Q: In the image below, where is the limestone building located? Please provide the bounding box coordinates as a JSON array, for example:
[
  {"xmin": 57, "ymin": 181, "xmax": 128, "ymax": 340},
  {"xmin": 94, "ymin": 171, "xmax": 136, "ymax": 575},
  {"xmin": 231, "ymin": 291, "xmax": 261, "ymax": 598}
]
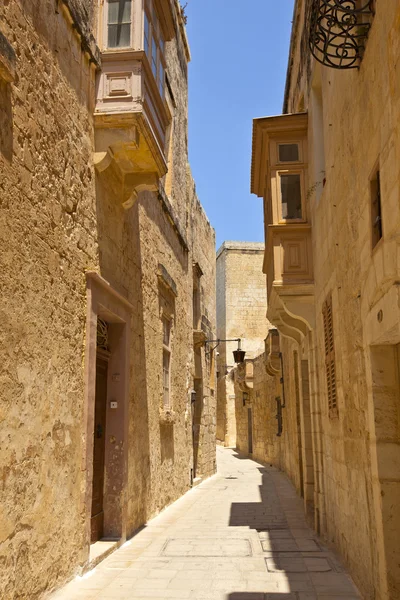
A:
[
  {"xmin": 250, "ymin": 2, "xmax": 400, "ymax": 599},
  {"xmin": 216, "ymin": 242, "xmax": 269, "ymax": 448},
  {"xmin": 0, "ymin": 1, "xmax": 216, "ymax": 598}
]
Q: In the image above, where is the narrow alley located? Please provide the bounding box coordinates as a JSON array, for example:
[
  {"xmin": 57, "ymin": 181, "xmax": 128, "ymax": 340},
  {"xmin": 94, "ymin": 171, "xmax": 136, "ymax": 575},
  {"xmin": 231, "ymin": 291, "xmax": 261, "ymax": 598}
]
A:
[{"xmin": 52, "ymin": 448, "xmax": 361, "ymax": 600}]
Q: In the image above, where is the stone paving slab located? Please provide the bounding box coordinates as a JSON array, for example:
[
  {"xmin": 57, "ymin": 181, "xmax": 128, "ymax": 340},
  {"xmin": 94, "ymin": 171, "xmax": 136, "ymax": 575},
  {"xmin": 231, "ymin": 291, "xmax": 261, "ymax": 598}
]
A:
[{"xmin": 50, "ymin": 448, "xmax": 361, "ymax": 600}]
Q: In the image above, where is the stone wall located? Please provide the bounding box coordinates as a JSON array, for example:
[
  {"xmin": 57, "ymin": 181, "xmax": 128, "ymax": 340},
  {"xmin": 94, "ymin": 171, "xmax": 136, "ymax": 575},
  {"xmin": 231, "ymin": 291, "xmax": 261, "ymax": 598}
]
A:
[
  {"xmin": 232, "ymin": 339, "xmax": 304, "ymax": 501},
  {"xmin": 0, "ymin": 1, "xmax": 98, "ymax": 598},
  {"xmin": 269, "ymin": 2, "xmax": 400, "ymax": 599},
  {"xmin": 189, "ymin": 171, "xmax": 217, "ymax": 479},
  {"xmin": 216, "ymin": 242, "xmax": 270, "ymax": 447},
  {"xmin": 0, "ymin": 2, "xmax": 217, "ymax": 598}
]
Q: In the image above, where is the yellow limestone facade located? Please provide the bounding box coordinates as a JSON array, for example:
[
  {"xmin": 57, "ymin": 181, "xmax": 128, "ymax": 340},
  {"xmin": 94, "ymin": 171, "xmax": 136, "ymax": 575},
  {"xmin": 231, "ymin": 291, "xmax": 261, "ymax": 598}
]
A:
[
  {"xmin": 251, "ymin": 2, "xmax": 400, "ymax": 600},
  {"xmin": 216, "ymin": 242, "xmax": 270, "ymax": 447},
  {"xmin": 0, "ymin": 1, "xmax": 216, "ymax": 598},
  {"xmin": 216, "ymin": 246, "xmax": 308, "ymax": 502}
]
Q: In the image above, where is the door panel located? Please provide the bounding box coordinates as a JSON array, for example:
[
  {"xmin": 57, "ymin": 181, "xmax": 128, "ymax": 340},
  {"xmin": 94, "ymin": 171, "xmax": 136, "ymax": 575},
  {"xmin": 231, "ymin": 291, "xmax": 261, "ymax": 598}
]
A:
[{"xmin": 91, "ymin": 357, "xmax": 108, "ymax": 543}]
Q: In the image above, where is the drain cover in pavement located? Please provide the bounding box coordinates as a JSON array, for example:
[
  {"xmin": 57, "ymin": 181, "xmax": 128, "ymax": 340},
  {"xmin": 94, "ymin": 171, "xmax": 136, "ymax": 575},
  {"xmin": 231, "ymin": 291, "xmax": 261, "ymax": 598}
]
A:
[{"xmin": 161, "ymin": 537, "xmax": 252, "ymax": 557}]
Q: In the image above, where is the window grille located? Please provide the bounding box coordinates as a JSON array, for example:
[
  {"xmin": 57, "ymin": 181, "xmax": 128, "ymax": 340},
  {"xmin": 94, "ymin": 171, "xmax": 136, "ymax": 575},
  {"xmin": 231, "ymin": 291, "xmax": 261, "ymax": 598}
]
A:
[
  {"xmin": 97, "ymin": 318, "xmax": 110, "ymax": 352},
  {"xmin": 308, "ymin": 0, "xmax": 375, "ymax": 70},
  {"xmin": 322, "ymin": 295, "xmax": 337, "ymax": 414}
]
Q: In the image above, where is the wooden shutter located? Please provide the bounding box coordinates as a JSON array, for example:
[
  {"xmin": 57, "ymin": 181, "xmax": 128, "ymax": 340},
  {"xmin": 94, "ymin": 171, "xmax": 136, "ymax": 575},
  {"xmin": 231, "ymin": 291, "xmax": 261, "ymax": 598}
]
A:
[{"xmin": 322, "ymin": 295, "xmax": 337, "ymax": 414}]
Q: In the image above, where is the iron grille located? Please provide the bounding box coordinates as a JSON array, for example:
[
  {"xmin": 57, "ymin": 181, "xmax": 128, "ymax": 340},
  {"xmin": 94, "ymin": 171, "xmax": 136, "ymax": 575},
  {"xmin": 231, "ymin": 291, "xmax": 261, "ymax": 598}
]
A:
[{"xmin": 309, "ymin": 0, "xmax": 374, "ymax": 69}]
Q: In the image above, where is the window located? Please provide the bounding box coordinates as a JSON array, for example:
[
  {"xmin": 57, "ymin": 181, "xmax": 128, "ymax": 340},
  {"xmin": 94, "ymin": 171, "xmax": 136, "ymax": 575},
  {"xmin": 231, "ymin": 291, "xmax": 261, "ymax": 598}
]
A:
[
  {"xmin": 144, "ymin": 0, "xmax": 166, "ymax": 97},
  {"xmin": 278, "ymin": 143, "xmax": 299, "ymax": 163},
  {"xmin": 162, "ymin": 316, "xmax": 171, "ymax": 408},
  {"xmin": 280, "ymin": 173, "xmax": 303, "ymax": 220},
  {"xmin": 107, "ymin": 0, "xmax": 132, "ymax": 48},
  {"xmin": 371, "ymin": 169, "xmax": 383, "ymax": 249},
  {"xmin": 322, "ymin": 295, "xmax": 337, "ymax": 416},
  {"xmin": 144, "ymin": 12, "xmax": 150, "ymax": 55}
]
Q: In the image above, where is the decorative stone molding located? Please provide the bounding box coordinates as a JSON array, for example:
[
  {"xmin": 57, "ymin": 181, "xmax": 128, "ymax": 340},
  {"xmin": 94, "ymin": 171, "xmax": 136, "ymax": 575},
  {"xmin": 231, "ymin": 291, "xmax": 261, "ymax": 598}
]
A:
[
  {"xmin": 193, "ymin": 330, "xmax": 207, "ymax": 349},
  {"xmin": 157, "ymin": 264, "xmax": 178, "ymax": 297},
  {"xmin": 0, "ymin": 31, "xmax": 15, "ymax": 83},
  {"xmin": 159, "ymin": 407, "xmax": 176, "ymax": 424},
  {"xmin": 58, "ymin": 0, "xmax": 101, "ymax": 66},
  {"xmin": 265, "ymin": 329, "xmax": 281, "ymax": 376},
  {"xmin": 235, "ymin": 360, "xmax": 254, "ymax": 392}
]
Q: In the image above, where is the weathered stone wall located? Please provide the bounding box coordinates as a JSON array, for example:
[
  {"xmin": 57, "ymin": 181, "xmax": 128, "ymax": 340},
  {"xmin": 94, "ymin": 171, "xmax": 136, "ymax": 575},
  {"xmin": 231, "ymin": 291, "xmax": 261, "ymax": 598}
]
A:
[
  {"xmin": 189, "ymin": 170, "xmax": 217, "ymax": 479},
  {"xmin": 0, "ymin": 1, "xmax": 98, "ymax": 598},
  {"xmin": 232, "ymin": 339, "xmax": 303, "ymax": 500},
  {"xmin": 0, "ymin": 2, "xmax": 217, "ymax": 599},
  {"xmin": 216, "ymin": 242, "xmax": 270, "ymax": 447},
  {"xmin": 279, "ymin": 2, "xmax": 400, "ymax": 599},
  {"xmin": 93, "ymin": 2, "xmax": 216, "ymax": 537}
]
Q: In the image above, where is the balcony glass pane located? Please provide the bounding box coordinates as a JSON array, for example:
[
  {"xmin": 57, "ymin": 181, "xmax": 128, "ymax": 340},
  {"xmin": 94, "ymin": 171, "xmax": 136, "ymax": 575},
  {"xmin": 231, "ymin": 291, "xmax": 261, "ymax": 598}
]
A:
[
  {"xmin": 108, "ymin": 23, "xmax": 131, "ymax": 47},
  {"xmin": 144, "ymin": 12, "xmax": 150, "ymax": 55},
  {"xmin": 280, "ymin": 174, "xmax": 302, "ymax": 220},
  {"xmin": 159, "ymin": 62, "xmax": 165, "ymax": 97},
  {"xmin": 152, "ymin": 38, "xmax": 157, "ymax": 78},
  {"xmin": 279, "ymin": 143, "xmax": 299, "ymax": 162},
  {"xmin": 108, "ymin": 0, "xmax": 131, "ymax": 25}
]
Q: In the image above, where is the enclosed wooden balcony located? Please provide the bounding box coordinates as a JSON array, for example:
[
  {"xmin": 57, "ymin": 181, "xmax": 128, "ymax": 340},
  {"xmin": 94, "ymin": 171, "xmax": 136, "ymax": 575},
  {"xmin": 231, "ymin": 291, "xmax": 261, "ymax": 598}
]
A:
[
  {"xmin": 94, "ymin": 0, "xmax": 179, "ymax": 208},
  {"xmin": 251, "ymin": 113, "xmax": 315, "ymax": 342}
]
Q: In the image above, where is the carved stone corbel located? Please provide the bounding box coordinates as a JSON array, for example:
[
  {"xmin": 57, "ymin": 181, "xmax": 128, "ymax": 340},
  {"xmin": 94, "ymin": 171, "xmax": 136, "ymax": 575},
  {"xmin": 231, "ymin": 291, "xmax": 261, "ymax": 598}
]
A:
[
  {"xmin": 265, "ymin": 329, "xmax": 281, "ymax": 376},
  {"xmin": 122, "ymin": 172, "xmax": 159, "ymax": 210}
]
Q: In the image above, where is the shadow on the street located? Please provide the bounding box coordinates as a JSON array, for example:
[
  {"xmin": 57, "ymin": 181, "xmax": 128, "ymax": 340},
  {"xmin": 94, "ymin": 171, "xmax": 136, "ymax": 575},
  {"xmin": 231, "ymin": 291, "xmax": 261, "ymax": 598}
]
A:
[
  {"xmin": 224, "ymin": 450, "xmax": 361, "ymax": 600},
  {"xmin": 229, "ymin": 466, "xmax": 288, "ymax": 530}
]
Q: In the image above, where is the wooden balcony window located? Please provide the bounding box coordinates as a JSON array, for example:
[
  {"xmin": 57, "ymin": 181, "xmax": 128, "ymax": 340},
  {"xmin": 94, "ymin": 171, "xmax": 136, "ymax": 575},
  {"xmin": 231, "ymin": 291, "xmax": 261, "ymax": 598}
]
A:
[{"xmin": 107, "ymin": 0, "xmax": 132, "ymax": 49}]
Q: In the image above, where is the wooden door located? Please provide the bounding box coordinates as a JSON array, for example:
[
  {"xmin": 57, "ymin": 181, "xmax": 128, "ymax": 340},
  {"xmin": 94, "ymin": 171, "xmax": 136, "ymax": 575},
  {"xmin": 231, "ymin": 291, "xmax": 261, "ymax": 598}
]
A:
[{"xmin": 91, "ymin": 357, "xmax": 108, "ymax": 543}]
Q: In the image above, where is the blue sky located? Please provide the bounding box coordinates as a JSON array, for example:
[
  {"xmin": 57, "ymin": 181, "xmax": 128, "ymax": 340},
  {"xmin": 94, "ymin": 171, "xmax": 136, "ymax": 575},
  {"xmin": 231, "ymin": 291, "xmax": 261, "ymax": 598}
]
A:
[{"xmin": 185, "ymin": 1, "xmax": 295, "ymax": 249}]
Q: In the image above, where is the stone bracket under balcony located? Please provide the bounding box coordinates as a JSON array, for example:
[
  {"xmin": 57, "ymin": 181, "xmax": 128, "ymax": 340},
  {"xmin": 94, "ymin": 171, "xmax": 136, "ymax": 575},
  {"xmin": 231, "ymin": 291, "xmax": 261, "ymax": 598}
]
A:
[
  {"xmin": 94, "ymin": 51, "xmax": 171, "ymax": 209},
  {"xmin": 266, "ymin": 223, "xmax": 315, "ymax": 343},
  {"xmin": 235, "ymin": 360, "xmax": 254, "ymax": 392},
  {"xmin": 94, "ymin": 112, "xmax": 166, "ymax": 210},
  {"xmin": 268, "ymin": 283, "xmax": 315, "ymax": 345},
  {"xmin": 265, "ymin": 329, "xmax": 281, "ymax": 376}
]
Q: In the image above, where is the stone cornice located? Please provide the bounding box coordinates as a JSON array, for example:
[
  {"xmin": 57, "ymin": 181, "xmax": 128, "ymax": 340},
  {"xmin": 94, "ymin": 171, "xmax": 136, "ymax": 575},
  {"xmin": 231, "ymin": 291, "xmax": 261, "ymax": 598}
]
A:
[
  {"xmin": 0, "ymin": 30, "xmax": 16, "ymax": 82},
  {"xmin": 59, "ymin": 0, "xmax": 101, "ymax": 67}
]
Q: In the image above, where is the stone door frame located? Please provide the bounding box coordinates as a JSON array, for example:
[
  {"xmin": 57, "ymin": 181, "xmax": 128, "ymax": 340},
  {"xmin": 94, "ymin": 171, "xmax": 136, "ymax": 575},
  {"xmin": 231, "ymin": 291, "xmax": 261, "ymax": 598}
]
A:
[{"xmin": 83, "ymin": 271, "xmax": 132, "ymax": 558}]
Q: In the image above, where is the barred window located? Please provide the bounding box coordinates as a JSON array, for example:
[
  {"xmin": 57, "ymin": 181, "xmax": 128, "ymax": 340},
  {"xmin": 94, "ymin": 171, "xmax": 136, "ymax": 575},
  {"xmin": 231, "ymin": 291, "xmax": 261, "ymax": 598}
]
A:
[{"xmin": 322, "ymin": 295, "xmax": 337, "ymax": 416}]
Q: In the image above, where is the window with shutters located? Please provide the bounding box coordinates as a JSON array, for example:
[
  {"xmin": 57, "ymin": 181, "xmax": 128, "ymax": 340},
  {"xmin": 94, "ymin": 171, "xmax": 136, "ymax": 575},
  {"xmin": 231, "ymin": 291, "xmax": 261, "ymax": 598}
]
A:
[{"xmin": 322, "ymin": 295, "xmax": 338, "ymax": 417}]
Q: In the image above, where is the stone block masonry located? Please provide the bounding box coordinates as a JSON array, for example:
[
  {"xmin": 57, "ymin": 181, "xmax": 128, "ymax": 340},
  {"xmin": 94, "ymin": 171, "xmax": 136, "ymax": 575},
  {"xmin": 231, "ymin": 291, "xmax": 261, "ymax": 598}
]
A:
[
  {"xmin": 216, "ymin": 242, "xmax": 271, "ymax": 448},
  {"xmin": 0, "ymin": 1, "xmax": 217, "ymax": 598}
]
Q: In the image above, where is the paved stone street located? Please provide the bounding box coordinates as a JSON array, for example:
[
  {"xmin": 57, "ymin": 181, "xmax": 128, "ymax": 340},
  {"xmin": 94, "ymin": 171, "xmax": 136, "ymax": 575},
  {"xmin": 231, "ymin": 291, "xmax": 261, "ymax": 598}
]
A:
[{"xmin": 52, "ymin": 448, "xmax": 361, "ymax": 600}]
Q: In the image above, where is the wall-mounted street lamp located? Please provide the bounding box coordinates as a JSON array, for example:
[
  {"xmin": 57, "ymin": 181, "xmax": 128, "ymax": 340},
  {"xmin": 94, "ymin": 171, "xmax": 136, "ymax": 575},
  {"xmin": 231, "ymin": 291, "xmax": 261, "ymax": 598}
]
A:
[{"xmin": 205, "ymin": 338, "xmax": 246, "ymax": 364}]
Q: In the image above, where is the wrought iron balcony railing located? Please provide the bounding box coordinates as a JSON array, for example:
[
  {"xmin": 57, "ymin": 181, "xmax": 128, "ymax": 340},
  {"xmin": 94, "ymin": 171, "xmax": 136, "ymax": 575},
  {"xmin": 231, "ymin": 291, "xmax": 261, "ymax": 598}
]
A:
[{"xmin": 309, "ymin": 0, "xmax": 375, "ymax": 69}]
